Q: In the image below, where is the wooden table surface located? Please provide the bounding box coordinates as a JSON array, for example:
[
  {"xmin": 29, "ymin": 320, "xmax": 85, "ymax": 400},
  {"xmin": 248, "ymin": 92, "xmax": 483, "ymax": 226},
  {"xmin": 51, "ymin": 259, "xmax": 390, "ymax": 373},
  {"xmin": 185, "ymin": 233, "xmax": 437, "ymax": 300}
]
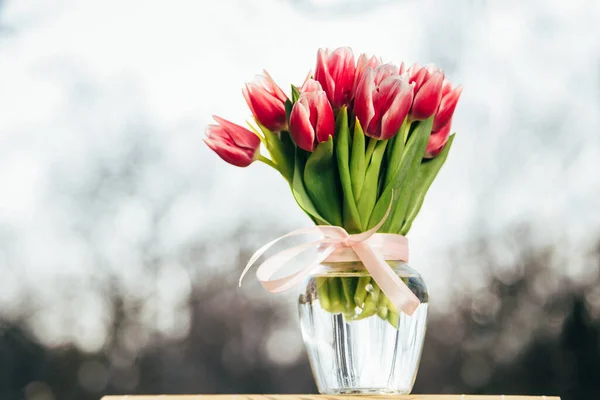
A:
[{"xmin": 101, "ymin": 395, "xmax": 560, "ymax": 400}]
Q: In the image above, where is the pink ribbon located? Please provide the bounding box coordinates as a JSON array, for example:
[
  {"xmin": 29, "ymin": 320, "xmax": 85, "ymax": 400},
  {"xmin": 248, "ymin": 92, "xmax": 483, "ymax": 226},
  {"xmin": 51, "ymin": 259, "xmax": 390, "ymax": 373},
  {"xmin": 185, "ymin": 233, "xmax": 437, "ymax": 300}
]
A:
[{"xmin": 239, "ymin": 208, "xmax": 421, "ymax": 316}]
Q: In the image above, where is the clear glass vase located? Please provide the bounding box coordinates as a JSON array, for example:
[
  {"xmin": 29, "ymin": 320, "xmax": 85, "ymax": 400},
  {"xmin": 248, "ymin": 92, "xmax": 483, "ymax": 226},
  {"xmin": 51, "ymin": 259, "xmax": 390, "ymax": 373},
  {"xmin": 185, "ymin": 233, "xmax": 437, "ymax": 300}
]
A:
[{"xmin": 298, "ymin": 261, "xmax": 428, "ymax": 395}]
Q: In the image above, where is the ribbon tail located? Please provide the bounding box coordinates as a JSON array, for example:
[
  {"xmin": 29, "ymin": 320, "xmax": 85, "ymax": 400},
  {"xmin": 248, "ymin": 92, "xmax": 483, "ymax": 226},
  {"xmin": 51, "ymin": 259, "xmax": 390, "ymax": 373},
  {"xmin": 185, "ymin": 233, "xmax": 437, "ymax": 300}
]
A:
[
  {"xmin": 256, "ymin": 244, "xmax": 337, "ymax": 293},
  {"xmin": 352, "ymin": 241, "xmax": 420, "ymax": 316},
  {"xmin": 239, "ymin": 225, "xmax": 337, "ymax": 287}
]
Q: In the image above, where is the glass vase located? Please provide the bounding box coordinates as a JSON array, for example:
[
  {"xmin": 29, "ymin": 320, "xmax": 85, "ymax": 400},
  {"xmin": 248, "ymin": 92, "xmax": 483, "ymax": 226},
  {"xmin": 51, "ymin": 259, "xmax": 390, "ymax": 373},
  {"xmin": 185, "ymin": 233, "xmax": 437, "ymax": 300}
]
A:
[{"xmin": 298, "ymin": 261, "xmax": 428, "ymax": 395}]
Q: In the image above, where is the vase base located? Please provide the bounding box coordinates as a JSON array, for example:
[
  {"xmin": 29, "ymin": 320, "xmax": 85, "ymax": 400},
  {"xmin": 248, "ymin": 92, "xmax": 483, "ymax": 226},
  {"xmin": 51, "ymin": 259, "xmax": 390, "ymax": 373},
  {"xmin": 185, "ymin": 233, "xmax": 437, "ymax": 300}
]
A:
[{"xmin": 320, "ymin": 388, "xmax": 411, "ymax": 395}]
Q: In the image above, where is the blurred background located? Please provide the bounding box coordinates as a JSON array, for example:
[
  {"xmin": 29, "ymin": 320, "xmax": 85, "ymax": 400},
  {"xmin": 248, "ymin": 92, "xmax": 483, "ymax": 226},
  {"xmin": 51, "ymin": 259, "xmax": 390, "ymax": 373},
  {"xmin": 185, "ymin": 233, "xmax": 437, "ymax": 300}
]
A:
[{"xmin": 1, "ymin": 0, "xmax": 600, "ymax": 399}]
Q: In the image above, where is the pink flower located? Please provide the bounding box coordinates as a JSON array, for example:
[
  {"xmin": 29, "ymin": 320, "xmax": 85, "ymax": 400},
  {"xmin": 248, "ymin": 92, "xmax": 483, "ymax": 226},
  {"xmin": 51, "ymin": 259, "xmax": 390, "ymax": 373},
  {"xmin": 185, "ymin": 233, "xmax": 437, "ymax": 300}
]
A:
[
  {"xmin": 289, "ymin": 90, "xmax": 335, "ymax": 152},
  {"xmin": 408, "ymin": 64, "xmax": 445, "ymax": 121},
  {"xmin": 354, "ymin": 64, "xmax": 414, "ymax": 140},
  {"xmin": 314, "ymin": 47, "xmax": 356, "ymax": 109},
  {"xmin": 353, "ymin": 53, "xmax": 381, "ymax": 94},
  {"xmin": 242, "ymin": 70, "xmax": 288, "ymax": 131},
  {"xmin": 425, "ymin": 117, "xmax": 453, "ymax": 158},
  {"xmin": 433, "ymin": 79, "xmax": 463, "ymax": 131},
  {"xmin": 204, "ymin": 116, "xmax": 261, "ymax": 167},
  {"xmin": 301, "ymin": 78, "xmax": 323, "ymax": 93}
]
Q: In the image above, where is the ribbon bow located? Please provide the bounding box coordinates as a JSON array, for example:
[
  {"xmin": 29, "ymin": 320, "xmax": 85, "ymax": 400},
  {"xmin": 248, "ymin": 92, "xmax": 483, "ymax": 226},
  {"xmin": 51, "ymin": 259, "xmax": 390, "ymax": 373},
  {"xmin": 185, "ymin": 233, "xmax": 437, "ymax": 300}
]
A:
[{"xmin": 239, "ymin": 206, "xmax": 421, "ymax": 316}]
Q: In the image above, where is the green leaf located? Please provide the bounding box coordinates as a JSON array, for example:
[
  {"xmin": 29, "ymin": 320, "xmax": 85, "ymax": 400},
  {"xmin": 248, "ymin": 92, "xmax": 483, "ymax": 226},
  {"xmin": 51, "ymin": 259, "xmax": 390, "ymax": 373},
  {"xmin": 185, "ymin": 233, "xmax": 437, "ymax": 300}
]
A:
[
  {"xmin": 400, "ymin": 134, "xmax": 455, "ymax": 235},
  {"xmin": 350, "ymin": 119, "xmax": 366, "ymax": 200},
  {"xmin": 385, "ymin": 117, "xmax": 434, "ymax": 233},
  {"xmin": 357, "ymin": 139, "xmax": 388, "ymax": 228},
  {"xmin": 257, "ymin": 122, "xmax": 293, "ymax": 182},
  {"xmin": 304, "ymin": 136, "xmax": 343, "ymax": 226},
  {"xmin": 279, "ymin": 131, "xmax": 296, "ymax": 170},
  {"xmin": 292, "ymin": 148, "xmax": 328, "ymax": 225},
  {"xmin": 285, "ymin": 99, "xmax": 293, "ymax": 123},
  {"xmin": 286, "ymin": 85, "xmax": 302, "ymax": 124},
  {"xmin": 335, "ymin": 107, "xmax": 362, "ymax": 233},
  {"xmin": 291, "ymin": 84, "xmax": 301, "ymax": 103},
  {"xmin": 369, "ymin": 116, "xmax": 434, "ymax": 232},
  {"xmin": 384, "ymin": 118, "xmax": 409, "ymax": 188}
]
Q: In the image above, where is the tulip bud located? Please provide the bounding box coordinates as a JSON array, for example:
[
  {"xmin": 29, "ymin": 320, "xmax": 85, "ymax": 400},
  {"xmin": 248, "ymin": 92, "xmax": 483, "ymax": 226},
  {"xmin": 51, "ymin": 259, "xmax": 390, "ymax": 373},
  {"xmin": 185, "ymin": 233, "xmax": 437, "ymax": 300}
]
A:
[
  {"xmin": 353, "ymin": 53, "xmax": 381, "ymax": 95},
  {"xmin": 243, "ymin": 70, "xmax": 288, "ymax": 131},
  {"xmin": 354, "ymin": 64, "xmax": 414, "ymax": 140},
  {"xmin": 301, "ymin": 78, "xmax": 323, "ymax": 93},
  {"xmin": 289, "ymin": 90, "xmax": 335, "ymax": 152},
  {"xmin": 408, "ymin": 65, "xmax": 445, "ymax": 121},
  {"xmin": 433, "ymin": 79, "xmax": 463, "ymax": 131},
  {"xmin": 314, "ymin": 47, "xmax": 356, "ymax": 109},
  {"xmin": 204, "ymin": 116, "xmax": 261, "ymax": 167},
  {"xmin": 425, "ymin": 117, "xmax": 453, "ymax": 158}
]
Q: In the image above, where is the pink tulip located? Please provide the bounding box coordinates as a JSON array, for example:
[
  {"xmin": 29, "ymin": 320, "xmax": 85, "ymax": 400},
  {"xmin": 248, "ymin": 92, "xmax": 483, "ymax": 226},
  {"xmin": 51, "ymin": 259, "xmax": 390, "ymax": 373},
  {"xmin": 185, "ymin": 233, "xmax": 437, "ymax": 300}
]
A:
[
  {"xmin": 425, "ymin": 117, "xmax": 453, "ymax": 158},
  {"xmin": 204, "ymin": 116, "xmax": 261, "ymax": 167},
  {"xmin": 243, "ymin": 70, "xmax": 288, "ymax": 131},
  {"xmin": 408, "ymin": 64, "xmax": 445, "ymax": 121},
  {"xmin": 289, "ymin": 90, "xmax": 335, "ymax": 152},
  {"xmin": 314, "ymin": 47, "xmax": 356, "ymax": 109},
  {"xmin": 301, "ymin": 78, "xmax": 323, "ymax": 93},
  {"xmin": 354, "ymin": 64, "xmax": 414, "ymax": 140},
  {"xmin": 399, "ymin": 61, "xmax": 407, "ymax": 75},
  {"xmin": 433, "ymin": 79, "xmax": 463, "ymax": 131},
  {"xmin": 353, "ymin": 53, "xmax": 381, "ymax": 94}
]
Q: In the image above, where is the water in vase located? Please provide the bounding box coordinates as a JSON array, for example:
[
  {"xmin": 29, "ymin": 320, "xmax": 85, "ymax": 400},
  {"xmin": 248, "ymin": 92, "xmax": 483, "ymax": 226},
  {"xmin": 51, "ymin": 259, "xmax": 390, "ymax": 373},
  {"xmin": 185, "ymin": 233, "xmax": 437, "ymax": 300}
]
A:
[{"xmin": 298, "ymin": 267, "xmax": 428, "ymax": 395}]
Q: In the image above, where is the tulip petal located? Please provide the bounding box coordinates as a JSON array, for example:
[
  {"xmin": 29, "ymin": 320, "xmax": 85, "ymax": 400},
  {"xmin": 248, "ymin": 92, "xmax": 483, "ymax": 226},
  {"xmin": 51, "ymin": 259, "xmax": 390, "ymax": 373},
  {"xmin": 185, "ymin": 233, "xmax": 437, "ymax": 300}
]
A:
[
  {"xmin": 411, "ymin": 71, "xmax": 445, "ymax": 120},
  {"xmin": 262, "ymin": 70, "xmax": 288, "ymax": 102},
  {"xmin": 243, "ymin": 72, "xmax": 288, "ymax": 131},
  {"xmin": 204, "ymin": 136, "xmax": 255, "ymax": 167},
  {"xmin": 354, "ymin": 53, "xmax": 381, "ymax": 95},
  {"xmin": 373, "ymin": 63, "xmax": 398, "ymax": 85},
  {"xmin": 301, "ymin": 78, "xmax": 323, "ymax": 93},
  {"xmin": 433, "ymin": 85, "xmax": 462, "ymax": 131},
  {"xmin": 399, "ymin": 61, "xmax": 406, "ymax": 75},
  {"xmin": 289, "ymin": 101, "xmax": 316, "ymax": 152},
  {"xmin": 380, "ymin": 80, "xmax": 414, "ymax": 140},
  {"xmin": 425, "ymin": 118, "xmax": 453, "ymax": 158},
  {"xmin": 353, "ymin": 68, "xmax": 376, "ymax": 136},
  {"xmin": 367, "ymin": 75, "xmax": 404, "ymax": 138},
  {"xmin": 332, "ymin": 47, "xmax": 355, "ymax": 107},
  {"xmin": 315, "ymin": 48, "xmax": 336, "ymax": 105},
  {"xmin": 212, "ymin": 116, "xmax": 261, "ymax": 149},
  {"xmin": 242, "ymin": 85, "xmax": 258, "ymax": 120},
  {"xmin": 315, "ymin": 47, "xmax": 355, "ymax": 108},
  {"xmin": 245, "ymin": 82, "xmax": 287, "ymax": 127},
  {"xmin": 314, "ymin": 92, "xmax": 335, "ymax": 143}
]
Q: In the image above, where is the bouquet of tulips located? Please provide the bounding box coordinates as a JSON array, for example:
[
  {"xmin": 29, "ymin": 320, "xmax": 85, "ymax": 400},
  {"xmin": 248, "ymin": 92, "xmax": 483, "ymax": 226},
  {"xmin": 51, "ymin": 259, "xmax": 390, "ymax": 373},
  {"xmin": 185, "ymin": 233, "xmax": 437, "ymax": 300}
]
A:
[{"xmin": 205, "ymin": 47, "xmax": 461, "ymax": 325}]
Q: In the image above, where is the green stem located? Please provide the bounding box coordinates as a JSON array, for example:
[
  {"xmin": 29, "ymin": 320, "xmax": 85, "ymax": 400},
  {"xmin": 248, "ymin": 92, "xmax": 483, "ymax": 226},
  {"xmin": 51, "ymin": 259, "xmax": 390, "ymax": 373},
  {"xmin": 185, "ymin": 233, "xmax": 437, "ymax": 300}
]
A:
[
  {"xmin": 258, "ymin": 155, "xmax": 277, "ymax": 169},
  {"xmin": 387, "ymin": 309, "xmax": 399, "ymax": 329},
  {"xmin": 354, "ymin": 276, "xmax": 371, "ymax": 307},
  {"xmin": 335, "ymin": 108, "xmax": 363, "ymax": 233},
  {"xmin": 256, "ymin": 123, "xmax": 293, "ymax": 182},
  {"xmin": 356, "ymin": 282, "xmax": 380, "ymax": 320},
  {"xmin": 386, "ymin": 295, "xmax": 399, "ymax": 315},
  {"xmin": 328, "ymin": 277, "xmax": 344, "ymax": 313},
  {"xmin": 384, "ymin": 119, "xmax": 410, "ymax": 188},
  {"xmin": 377, "ymin": 291, "xmax": 389, "ymax": 320},
  {"xmin": 365, "ymin": 137, "xmax": 378, "ymax": 164},
  {"xmin": 341, "ymin": 277, "xmax": 357, "ymax": 312},
  {"xmin": 357, "ymin": 139, "xmax": 389, "ymax": 228},
  {"xmin": 268, "ymin": 140, "xmax": 292, "ymax": 180},
  {"xmin": 247, "ymin": 122, "xmax": 266, "ymax": 142},
  {"xmin": 350, "ymin": 120, "xmax": 366, "ymax": 201},
  {"xmin": 316, "ymin": 278, "xmax": 331, "ymax": 312}
]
